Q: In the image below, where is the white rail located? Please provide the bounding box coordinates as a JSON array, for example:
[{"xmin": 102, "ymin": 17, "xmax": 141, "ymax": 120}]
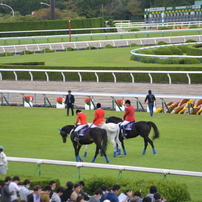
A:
[
  {"xmin": 0, "ymin": 35, "xmax": 202, "ymax": 54},
  {"xmin": 0, "ymin": 69, "xmax": 202, "ymax": 84},
  {"xmin": 7, "ymin": 156, "xmax": 202, "ymax": 177}
]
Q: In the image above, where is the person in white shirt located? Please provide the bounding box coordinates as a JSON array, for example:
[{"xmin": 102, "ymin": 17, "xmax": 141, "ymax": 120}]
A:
[
  {"xmin": 0, "ymin": 145, "xmax": 8, "ymax": 174},
  {"xmin": 19, "ymin": 179, "xmax": 32, "ymax": 202},
  {"xmin": 9, "ymin": 176, "xmax": 21, "ymax": 202}
]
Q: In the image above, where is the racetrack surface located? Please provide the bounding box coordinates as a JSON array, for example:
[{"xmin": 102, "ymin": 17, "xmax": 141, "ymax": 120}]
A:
[{"xmin": 1, "ymin": 80, "xmax": 202, "ymax": 109}]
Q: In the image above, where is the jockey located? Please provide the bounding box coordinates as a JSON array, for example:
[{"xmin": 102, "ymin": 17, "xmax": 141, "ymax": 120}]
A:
[
  {"xmin": 74, "ymin": 110, "xmax": 88, "ymax": 138},
  {"xmin": 120, "ymin": 100, "xmax": 135, "ymax": 136},
  {"xmin": 91, "ymin": 103, "xmax": 105, "ymax": 128}
]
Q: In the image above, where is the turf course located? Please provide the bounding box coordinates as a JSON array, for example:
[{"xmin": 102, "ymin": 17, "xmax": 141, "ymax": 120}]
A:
[
  {"xmin": 0, "ymin": 47, "xmax": 202, "ymax": 68},
  {"xmin": 1, "ymin": 106, "xmax": 202, "ymax": 201}
]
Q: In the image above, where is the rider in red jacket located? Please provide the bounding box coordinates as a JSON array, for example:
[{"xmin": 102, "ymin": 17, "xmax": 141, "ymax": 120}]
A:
[
  {"xmin": 91, "ymin": 103, "xmax": 105, "ymax": 128},
  {"xmin": 120, "ymin": 100, "xmax": 135, "ymax": 136}
]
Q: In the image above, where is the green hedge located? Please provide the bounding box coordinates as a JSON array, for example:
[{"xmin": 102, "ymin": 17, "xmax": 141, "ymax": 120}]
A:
[
  {"xmin": 81, "ymin": 176, "xmax": 191, "ymax": 202},
  {"xmin": 0, "ymin": 18, "xmax": 105, "ymax": 37},
  {"xmin": 186, "ymin": 44, "xmax": 202, "ymax": 56}
]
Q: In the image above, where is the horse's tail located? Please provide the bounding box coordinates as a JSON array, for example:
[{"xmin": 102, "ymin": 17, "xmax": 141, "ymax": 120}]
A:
[
  {"xmin": 147, "ymin": 121, "xmax": 160, "ymax": 140},
  {"xmin": 102, "ymin": 129, "xmax": 108, "ymax": 153}
]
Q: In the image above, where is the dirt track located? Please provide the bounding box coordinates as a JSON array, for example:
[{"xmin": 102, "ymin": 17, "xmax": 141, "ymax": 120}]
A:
[{"xmin": 1, "ymin": 80, "xmax": 202, "ymax": 109}]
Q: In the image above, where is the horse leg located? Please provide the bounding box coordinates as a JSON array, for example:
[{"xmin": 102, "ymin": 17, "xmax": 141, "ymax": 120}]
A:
[
  {"xmin": 109, "ymin": 136, "xmax": 118, "ymax": 157},
  {"xmin": 120, "ymin": 137, "xmax": 127, "ymax": 155},
  {"xmin": 147, "ymin": 137, "xmax": 157, "ymax": 155},
  {"xmin": 83, "ymin": 145, "xmax": 88, "ymax": 157},
  {"xmin": 142, "ymin": 138, "xmax": 148, "ymax": 155},
  {"xmin": 91, "ymin": 145, "xmax": 100, "ymax": 163},
  {"xmin": 74, "ymin": 143, "xmax": 82, "ymax": 162}
]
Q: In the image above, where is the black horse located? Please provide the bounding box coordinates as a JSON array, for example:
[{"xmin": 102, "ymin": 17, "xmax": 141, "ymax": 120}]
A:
[
  {"xmin": 58, "ymin": 125, "xmax": 109, "ymax": 163},
  {"xmin": 106, "ymin": 116, "xmax": 160, "ymax": 155}
]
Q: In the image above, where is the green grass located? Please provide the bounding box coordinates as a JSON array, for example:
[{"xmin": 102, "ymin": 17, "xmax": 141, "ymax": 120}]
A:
[
  {"xmin": 1, "ymin": 106, "xmax": 202, "ymax": 201},
  {"xmin": 1, "ymin": 47, "xmax": 202, "ymax": 68}
]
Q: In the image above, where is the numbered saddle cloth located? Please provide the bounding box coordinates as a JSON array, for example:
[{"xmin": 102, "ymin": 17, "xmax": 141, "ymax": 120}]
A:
[
  {"xmin": 124, "ymin": 122, "xmax": 135, "ymax": 131},
  {"xmin": 79, "ymin": 125, "xmax": 89, "ymax": 136}
]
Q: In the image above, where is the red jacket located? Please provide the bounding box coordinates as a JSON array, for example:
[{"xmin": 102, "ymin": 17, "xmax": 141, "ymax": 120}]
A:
[
  {"xmin": 76, "ymin": 112, "xmax": 88, "ymax": 125},
  {"xmin": 123, "ymin": 105, "xmax": 135, "ymax": 121},
  {"xmin": 93, "ymin": 108, "xmax": 105, "ymax": 125}
]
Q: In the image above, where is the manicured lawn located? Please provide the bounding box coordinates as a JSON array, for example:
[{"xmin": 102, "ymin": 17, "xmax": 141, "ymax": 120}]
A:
[
  {"xmin": 0, "ymin": 47, "xmax": 201, "ymax": 68},
  {"xmin": 1, "ymin": 106, "xmax": 202, "ymax": 201}
]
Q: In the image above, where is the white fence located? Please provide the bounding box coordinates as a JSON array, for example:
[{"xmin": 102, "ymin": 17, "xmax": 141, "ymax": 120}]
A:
[
  {"xmin": 0, "ymin": 69, "xmax": 202, "ymax": 84},
  {"xmin": 7, "ymin": 156, "xmax": 202, "ymax": 177},
  {"xmin": 0, "ymin": 35, "xmax": 202, "ymax": 54}
]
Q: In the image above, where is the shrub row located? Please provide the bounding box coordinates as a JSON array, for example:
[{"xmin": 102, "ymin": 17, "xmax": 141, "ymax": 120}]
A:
[
  {"xmin": 0, "ymin": 18, "xmax": 106, "ymax": 37},
  {"xmin": 82, "ymin": 176, "xmax": 191, "ymax": 202}
]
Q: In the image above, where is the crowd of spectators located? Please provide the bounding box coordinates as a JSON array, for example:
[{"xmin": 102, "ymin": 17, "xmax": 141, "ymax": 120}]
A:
[{"xmin": 0, "ymin": 176, "xmax": 166, "ymax": 202}]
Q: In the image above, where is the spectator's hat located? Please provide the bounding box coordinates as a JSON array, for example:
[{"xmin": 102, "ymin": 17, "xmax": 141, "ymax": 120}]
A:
[
  {"xmin": 0, "ymin": 145, "xmax": 4, "ymax": 150},
  {"xmin": 68, "ymin": 90, "xmax": 71, "ymax": 92}
]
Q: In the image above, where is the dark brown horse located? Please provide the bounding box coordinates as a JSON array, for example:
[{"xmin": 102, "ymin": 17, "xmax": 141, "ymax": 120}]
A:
[
  {"xmin": 106, "ymin": 116, "xmax": 160, "ymax": 155},
  {"xmin": 59, "ymin": 125, "xmax": 109, "ymax": 163}
]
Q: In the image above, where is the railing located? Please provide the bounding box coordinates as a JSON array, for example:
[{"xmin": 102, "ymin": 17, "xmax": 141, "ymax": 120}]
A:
[
  {"xmin": 7, "ymin": 156, "xmax": 202, "ymax": 178},
  {"xmin": 1, "ymin": 69, "xmax": 202, "ymax": 84},
  {"xmin": 131, "ymin": 42, "xmax": 202, "ymax": 61},
  {"xmin": 0, "ymin": 35, "xmax": 202, "ymax": 54},
  {"xmin": 0, "ymin": 28, "xmax": 202, "ymax": 46},
  {"xmin": 115, "ymin": 21, "xmax": 202, "ymax": 28}
]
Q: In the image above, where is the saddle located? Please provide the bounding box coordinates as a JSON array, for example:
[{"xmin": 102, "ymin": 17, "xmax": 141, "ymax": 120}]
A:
[
  {"xmin": 78, "ymin": 125, "xmax": 89, "ymax": 136},
  {"xmin": 124, "ymin": 122, "xmax": 135, "ymax": 131}
]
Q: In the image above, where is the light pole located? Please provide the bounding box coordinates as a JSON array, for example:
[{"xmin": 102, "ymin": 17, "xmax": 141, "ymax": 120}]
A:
[
  {"xmin": 40, "ymin": 2, "xmax": 50, "ymax": 7},
  {"xmin": 0, "ymin": 3, "xmax": 14, "ymax": 17}
]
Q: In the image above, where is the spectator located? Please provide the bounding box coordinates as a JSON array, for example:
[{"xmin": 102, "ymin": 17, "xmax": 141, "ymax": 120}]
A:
[
  {"xmin": 124, "ymin": 189, "xmax": 133, "ymax": 202},
  {"xmin": 146, "ymin": 186, "xmax": 157, "ymax": 202},
  {"xmin": 145, "ymin": 90, "xmax": 156, "ymax": 117},
  {"xmin": 78, "ymin": 181, "xmax": 89, "ymax": 200},
  {"xmin": 133, "ymin": 191, "xmax": 143, "ymax": 202},
  {"xmin": 70, "ymin": 183, "xmax": 81, "ymax": 201},
  {"xmin": 89, "ymin": 189, "xmax": 102, "ymax": 202},
  {"xmin": 49, "ymin": 180, "xmax": 57, "ymax": 198},
  {"xmin": 153, "ymin": 193, "xmax": 166, "ymax": 202},
  {"xmin": 61, "ymin": 181, "xmax": 73, "ymax": 202},
  {"xmin": 65, "ymin": 90, "xmax": 75, "ymax": 116},
  {"xmin": 100, "ymin": 185, "xmax": 108, "ymax": 202},
  {"xmin": 104, "ymin": 184, "xmax": 121, "ymax": 202},
  {"xmin": 0, "ymin": 145, "xmax": 8, "ymax": 174},
  {"xmin": 50, "ymin": 186, "xmax": 65, "ymax": 202},
  {"xmin": 9, "ymin": 176, "xmax": 21, "ymax": 202},
  {"xmin": 1, "ymin": 176, "xmax": 14, "ymax": 202},
  {"xmin": 19, "ymin": 179, "xmax": 32, "ymax": 202},
  {"xmin": 75, "ymin": 195, "xmax": 84, "ymax": 202},
  {"xmin": 40, "ymin": 185, "xmax": 52, "ymax": 202},
  {"xmin": 143, "ymin": 196, "xmax": 152, "ymax": 202},
  {"xmin": 27, "ymin": 185, "xmax": 42, "ymax": 202}
]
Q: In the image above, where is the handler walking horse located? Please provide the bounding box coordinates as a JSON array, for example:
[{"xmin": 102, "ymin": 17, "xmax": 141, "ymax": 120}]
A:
[
  {"xmin": 106, "ymin": 116, "xmax": 160, "ymax": 155},
  {"xmin": 59, "ymin": 125, "xmax": 109, "ymax": 163}
]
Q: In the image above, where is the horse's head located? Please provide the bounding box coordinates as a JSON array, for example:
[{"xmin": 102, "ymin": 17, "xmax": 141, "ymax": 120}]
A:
[{"xmin": 58, "ymin": 125, "xmax": 74, "ymax": 143}]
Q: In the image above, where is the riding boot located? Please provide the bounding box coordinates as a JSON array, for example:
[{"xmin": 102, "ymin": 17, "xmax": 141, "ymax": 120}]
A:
[{"xmin": 74, "ymin": 131, "xmax": 79, "ymax": 142}]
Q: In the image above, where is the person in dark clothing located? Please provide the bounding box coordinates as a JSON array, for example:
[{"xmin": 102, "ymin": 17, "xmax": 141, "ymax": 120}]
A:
[
  {"xmin": 78, "ymin": 181, "xmax": 89, "ymax": 200},
  {"xmin": 104, "ymin": 184, "xmax": 120, "ymax": 202},
  {"xmin": 1, "ymin": 176, "xmax": 14, "ymax": 202},
  {"xmin": 65, "ymin": 90, "xmax": 75, "ymax": 116},
  {"xmin": 60, "ymin": 181, "xmax": 74, "ymax": 202},
  {"xmin": 145, "ymin": 90, "xmax": 156, "ymax": 116}
]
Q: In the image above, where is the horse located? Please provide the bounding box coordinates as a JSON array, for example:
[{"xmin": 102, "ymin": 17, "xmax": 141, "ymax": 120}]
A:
[
  {"xmin": 101, "ymin": 123, "xmax": 121, "ymax": 157},
  {"xmin": 58, "ymin": 125, "xmax": 110, "ymax": 163},
  {"xmin": 106, "ymin": 116, "xmax": 160, "ymax": 155}
]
